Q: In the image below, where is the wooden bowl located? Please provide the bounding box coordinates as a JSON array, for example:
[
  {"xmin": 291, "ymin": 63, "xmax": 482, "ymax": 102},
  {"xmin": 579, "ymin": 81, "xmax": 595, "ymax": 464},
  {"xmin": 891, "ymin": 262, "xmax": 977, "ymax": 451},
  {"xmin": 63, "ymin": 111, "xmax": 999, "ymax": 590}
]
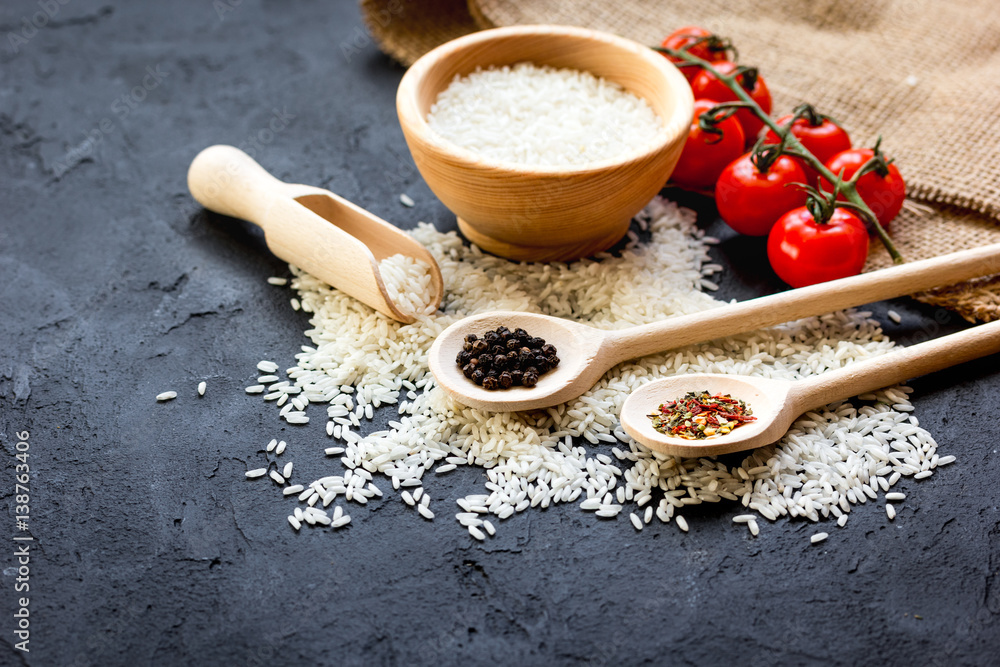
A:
[{"xmin": 396, "ymin": 25, "xmax": 694, "ymax": 263}]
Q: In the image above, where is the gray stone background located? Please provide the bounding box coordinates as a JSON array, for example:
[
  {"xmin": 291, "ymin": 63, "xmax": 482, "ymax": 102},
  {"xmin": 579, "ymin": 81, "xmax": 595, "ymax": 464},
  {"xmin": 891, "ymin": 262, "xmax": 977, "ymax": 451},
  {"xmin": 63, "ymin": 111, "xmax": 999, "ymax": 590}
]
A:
[{"xmin": 1, "ymin": 1, "xmax": 997, "ymax": 665}]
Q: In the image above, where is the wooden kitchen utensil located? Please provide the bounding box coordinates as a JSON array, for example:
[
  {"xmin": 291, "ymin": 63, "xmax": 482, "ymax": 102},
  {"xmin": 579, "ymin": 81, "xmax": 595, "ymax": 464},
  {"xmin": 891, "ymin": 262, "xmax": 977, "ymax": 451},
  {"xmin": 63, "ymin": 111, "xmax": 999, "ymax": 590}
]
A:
[
  {"xmin": 620, "ymin": 318, "xmax": 1000, "ymax": 457},
  {"xmin": 429, "ymin": 242, "xmax": 1000, "ymax": 411},
  {"xmin": 187, "ymin": 145, "xmax": 443, "ymax": 323}
]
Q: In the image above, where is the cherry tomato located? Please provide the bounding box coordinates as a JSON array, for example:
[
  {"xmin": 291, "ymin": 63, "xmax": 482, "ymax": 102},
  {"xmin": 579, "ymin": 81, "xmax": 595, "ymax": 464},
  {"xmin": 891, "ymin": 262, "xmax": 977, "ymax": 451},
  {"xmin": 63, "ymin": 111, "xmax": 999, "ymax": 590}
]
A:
[
  {"xmin": 691, "ymin": 62, "xmax": 772, "ymax": 144},
  {"xmin": 763, "ymin": 112, "xmax": 851, "ymax": 184},
  {"xmin": 670, "ymin": 100, "xmax": 746, "ymax": 190},
  {"xmin": 659, "ymin": 26, "xmax": 728, "ymax": 81},
  {"xmin": 716, "ymin": 152, "xmax": 808, "ymax": 236},
  {"xmin": 819, "ymin": 148, "xmax": 906, "ymax": 227},
  {"xmin": 767, "ymin": 206, "xmax": 869, "ymax": 287}
]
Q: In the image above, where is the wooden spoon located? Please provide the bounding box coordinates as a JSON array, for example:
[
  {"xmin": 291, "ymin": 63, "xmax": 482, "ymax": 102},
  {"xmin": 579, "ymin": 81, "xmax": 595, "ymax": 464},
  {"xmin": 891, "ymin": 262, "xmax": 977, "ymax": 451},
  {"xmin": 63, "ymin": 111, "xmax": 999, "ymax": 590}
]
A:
[
  {"xmin": 428, "ymin": 242, "xmax": 1000, "ymax": 411},
  {"xmin": 621, "ymin": 318, "xmax": 1000, "ymax": 457},
  {"xmin": 187, "ymin": 145, "xmax": 443, "ymax": 323}
]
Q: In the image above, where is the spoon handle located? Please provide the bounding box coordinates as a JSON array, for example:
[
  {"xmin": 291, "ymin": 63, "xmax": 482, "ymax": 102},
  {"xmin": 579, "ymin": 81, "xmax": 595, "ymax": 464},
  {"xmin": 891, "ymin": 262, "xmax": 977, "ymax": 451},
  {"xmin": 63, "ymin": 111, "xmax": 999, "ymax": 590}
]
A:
[
  {"xmin": 187, "ymin": 145, "xmax": 327, "ymax": 224},
  {"xmin": 792, "ymin": 319, "xmax": 1000, "ymax": 410},
  {"xmin": 605, "ymin": 243, "xmax": 1000, "ymax": 365}
]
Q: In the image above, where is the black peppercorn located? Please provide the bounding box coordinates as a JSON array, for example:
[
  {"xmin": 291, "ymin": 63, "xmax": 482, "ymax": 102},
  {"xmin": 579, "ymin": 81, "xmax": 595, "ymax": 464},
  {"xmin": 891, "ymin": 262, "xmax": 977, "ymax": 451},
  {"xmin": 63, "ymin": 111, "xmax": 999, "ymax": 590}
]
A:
[{"xmin": 456, "ymin": 326, "xmax": 559, "ymax": 390}]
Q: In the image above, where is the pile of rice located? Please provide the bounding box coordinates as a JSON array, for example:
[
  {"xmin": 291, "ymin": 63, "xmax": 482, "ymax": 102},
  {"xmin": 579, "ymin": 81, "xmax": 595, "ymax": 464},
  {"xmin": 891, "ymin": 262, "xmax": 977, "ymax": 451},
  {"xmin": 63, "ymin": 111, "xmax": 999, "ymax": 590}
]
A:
[
  {"xmin": 378, "ymin": 254, "xmax": 437, "ymax": 317},
  {"xmin": 245, "ymin": 198, "xmax": 952, "ymax": 539},
  {"xmin": 426, "ymin": 63, "xmax": 666, "ymax": 167}
]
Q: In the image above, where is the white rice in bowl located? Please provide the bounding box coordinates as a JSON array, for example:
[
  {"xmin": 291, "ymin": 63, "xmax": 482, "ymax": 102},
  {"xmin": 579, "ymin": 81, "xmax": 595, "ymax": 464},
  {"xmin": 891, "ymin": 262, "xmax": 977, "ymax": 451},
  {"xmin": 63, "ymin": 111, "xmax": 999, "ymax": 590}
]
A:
[{"xmin": 426, "ymin": 63, "xmax": 667, "ymax": 167}]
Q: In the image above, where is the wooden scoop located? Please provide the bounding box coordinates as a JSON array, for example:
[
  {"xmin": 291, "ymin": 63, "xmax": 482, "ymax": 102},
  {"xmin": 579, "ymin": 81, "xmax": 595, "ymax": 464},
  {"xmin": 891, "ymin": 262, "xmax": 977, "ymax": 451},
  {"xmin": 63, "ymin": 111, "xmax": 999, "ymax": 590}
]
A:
[
  {"xmin": 621, "ymin": 318, "xmax": 1000, "ymax": 457},
  {"xmin": 428, "ymin": 242, "xmax": 1000, "ymax": 411},
  {"xmin": 187, "ymin": 145, "xmax": 443, "ymax": 323}
]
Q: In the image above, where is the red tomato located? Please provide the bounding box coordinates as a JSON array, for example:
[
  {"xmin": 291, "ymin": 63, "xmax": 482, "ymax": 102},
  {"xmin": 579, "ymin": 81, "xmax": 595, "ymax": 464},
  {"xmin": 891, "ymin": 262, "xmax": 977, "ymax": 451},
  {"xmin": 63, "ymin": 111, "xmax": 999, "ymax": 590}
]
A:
[
  {"xmin": 659, "ymin": 26, "xmax": 728, "ymax": 81},
  {"xmin": 819, "ymin": 148, "xmax": 906, "ymax": 226},
  {"xmin": 763, "ymin": 112, "xmax": 851, "ymax": 184},
  {"xmin": 670, "ymin": 100, "xmax": 746, "ymax": 190},
  {"xmin": 690, "ymin": 62, "xmax": 772, "ymax": 144},
  {"xmin": 767, "ymin": 206, "xmax": 869, "ymax": 287},
  {"xmin": 716, "ymin": 152, "xmax": 808, "ymax": 236}
]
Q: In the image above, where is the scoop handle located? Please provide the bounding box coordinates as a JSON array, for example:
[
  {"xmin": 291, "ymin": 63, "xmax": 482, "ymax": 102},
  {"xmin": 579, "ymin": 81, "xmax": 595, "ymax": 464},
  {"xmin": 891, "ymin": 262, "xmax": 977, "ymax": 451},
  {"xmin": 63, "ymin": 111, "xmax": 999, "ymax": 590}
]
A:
[
  {"xmin": 794, "ymin": 319, "xmax": 1000, "ymax": 409},
  {"xmin": 605, "ymin": 243, "xmax": 1000, "ymax": 365},
  {"xmin": 187, "ymin": 145, "xmax": 323, "ymax": 224}
]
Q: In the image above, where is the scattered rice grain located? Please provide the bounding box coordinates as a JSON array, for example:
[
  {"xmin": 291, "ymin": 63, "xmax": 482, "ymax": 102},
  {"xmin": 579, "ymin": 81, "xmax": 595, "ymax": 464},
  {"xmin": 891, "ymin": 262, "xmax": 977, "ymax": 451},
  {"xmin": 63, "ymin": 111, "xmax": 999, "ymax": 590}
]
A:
[{"xmin": 240, "ymin": 198, "xmax": 947, "ymax": 541}]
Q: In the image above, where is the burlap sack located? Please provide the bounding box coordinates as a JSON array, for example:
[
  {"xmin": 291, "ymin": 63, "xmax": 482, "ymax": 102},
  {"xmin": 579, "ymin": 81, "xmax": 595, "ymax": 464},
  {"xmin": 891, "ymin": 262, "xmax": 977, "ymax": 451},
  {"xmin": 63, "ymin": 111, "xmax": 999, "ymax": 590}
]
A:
[
  {"xmin": 361, "ymin": 0, "xmax": 1000, "ymax": 322},
  {"xmin": 360, "ymin": 0, "xmax": 479, "ymax": 65}
]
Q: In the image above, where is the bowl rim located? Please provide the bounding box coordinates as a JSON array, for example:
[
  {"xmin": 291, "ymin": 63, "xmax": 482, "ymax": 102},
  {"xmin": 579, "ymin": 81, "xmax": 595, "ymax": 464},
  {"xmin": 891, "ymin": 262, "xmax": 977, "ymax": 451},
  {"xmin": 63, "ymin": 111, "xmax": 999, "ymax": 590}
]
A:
[{"xmin": 396, "ymin": 24, "xmax": 694, "ymax": 177}]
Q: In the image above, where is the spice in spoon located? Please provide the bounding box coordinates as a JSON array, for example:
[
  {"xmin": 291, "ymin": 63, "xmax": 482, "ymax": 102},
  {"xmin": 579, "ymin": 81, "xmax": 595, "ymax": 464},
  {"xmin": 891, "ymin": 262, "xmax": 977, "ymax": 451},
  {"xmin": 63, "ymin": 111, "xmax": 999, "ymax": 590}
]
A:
[
  {"xmin": 455, "ymin": 326, "xmax": 559, "ymax": 390},
  {"xmin": 648, "ymin": 390, "xmax": 756, "ymax": 439}
]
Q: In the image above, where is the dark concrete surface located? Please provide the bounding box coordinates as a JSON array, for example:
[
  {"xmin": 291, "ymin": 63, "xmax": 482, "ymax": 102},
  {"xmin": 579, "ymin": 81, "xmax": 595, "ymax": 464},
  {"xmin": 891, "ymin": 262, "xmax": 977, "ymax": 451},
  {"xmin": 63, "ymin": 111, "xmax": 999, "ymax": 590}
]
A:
[{"xmin": 1, "ymin": 1, "xmax": 998, "ymax": 665}]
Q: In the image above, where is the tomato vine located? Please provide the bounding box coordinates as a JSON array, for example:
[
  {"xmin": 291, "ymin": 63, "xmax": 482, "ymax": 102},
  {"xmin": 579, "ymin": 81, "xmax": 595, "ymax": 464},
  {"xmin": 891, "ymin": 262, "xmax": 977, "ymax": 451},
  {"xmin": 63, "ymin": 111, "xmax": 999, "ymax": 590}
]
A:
[{"xmin": 653, "ymin": 42, "xmax": 904, "ymax": 264}]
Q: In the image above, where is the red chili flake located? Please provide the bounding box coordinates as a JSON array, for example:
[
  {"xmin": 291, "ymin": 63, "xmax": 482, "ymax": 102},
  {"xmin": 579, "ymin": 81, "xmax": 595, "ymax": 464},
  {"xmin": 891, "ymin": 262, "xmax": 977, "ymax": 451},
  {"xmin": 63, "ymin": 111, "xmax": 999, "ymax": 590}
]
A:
[{"xmin": 648, "ymin": 390, "xmax": 756, "ymax": 440}]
